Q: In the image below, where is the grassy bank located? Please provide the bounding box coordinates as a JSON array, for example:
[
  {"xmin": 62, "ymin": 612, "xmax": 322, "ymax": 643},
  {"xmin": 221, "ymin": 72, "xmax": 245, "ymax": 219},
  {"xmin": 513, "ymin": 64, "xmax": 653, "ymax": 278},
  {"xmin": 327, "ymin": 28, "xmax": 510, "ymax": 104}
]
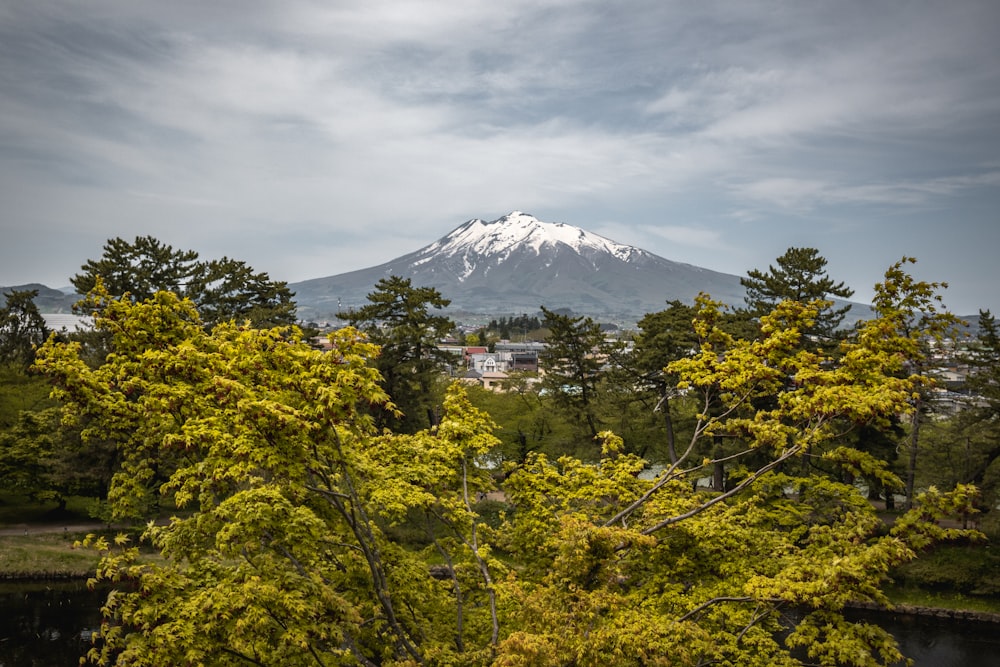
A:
[
  {"xmin": 0, "ymin": 493, "xmax": 158, "ymax": 578},
  {"xmin": 0, "ymin": 493, "xmax": 101, "ymax": 578},
  {"xmin": 0, "ymin": 531, "xmax": 101, "ymax": 579},
  {"xmin": 890, "ymin": 540, "xmax": 1000, "ymax": 597},
  {"xmin": 885, "ymin": 584, "xmax": 1000, "ymax": 614}
]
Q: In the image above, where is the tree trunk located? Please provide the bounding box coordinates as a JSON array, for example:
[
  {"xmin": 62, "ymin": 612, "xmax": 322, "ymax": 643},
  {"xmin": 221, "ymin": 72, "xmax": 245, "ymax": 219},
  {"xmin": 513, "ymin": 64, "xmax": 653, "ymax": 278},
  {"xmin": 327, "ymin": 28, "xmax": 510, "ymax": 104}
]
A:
[
  {"xmin": 584, "ymin": 409, "xmax": 599, "ymax": 438},
  {"xmin": 712, "ymin": 439, "xmax": 726, "ymax": 491},
  {"xmin": 661, "ymin": 394, "xmax": 678, "ymax": 464},
  {"xmin": 905, "ymin": 403, "xmax": 922, "ymax": 510}
]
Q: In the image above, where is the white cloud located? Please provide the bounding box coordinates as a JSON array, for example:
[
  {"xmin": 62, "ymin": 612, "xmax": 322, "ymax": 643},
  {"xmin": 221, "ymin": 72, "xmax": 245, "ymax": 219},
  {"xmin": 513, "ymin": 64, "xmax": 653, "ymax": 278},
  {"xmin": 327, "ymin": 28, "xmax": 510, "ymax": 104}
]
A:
[
  {"xmin": 637, "ymin": 225, "xmax": 723, "ymax": 249},
  {"xmin": 733, "ymin": 170, "xmax": 1000, "ymax": 212},
  {"xmin": 2, "ymin": 1, "xmax": 999, "ymax": 314}
]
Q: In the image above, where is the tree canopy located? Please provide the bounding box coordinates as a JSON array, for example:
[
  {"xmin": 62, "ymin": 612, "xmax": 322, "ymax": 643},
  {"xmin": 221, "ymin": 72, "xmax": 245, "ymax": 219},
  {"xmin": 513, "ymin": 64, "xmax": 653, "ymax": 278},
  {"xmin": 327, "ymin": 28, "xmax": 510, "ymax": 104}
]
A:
[
  {"xmin": 0, "ymin": 406, "xmax": 114, "ymax": 508},
  {"xmin": 741, "ymin": 246, "xmax": 855, "ymax": 338},
  {"xmin": 338, "ymin": 276, "xmax": 455, "ymax": 433},
  {"xmin": 869, "ymin": 256, "xmax": 962, "ymax": 508},
  {"xmin": 0, "ymin": 289, "xmax": 51, "ymax": 368},
  {"xmin": 31, "ymin": 279, "xmax": 982, "ymax": 667},
  {"xmin": 71, "ymin": 236, "xmax": 296, "ymax": 328},
  {"xmin": 0, "ymin": 288, "xmax": 59, "ymax": 439},
  {"xmin": 539, "ymin": 306, "xmax": 616, "ymax": 439},
  {"xmin": 966, "ymin": 309, "xmax": 1000, "ymax": 415},
  {"xmin": 921, "ymin": 309, "xmax": 1000, "ymax": 515},
  {"xmin": 626, "ymin": 300, "xmax": 757, "ymax": 464}
]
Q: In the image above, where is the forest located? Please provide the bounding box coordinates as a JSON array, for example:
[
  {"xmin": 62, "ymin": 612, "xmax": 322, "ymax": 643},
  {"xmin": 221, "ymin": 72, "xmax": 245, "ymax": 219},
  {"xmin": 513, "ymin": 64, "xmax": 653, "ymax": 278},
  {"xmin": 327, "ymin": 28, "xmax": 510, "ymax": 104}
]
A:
[{"xmin": 1, "ymin": 237, "xmax": 998, "ymax": 666}]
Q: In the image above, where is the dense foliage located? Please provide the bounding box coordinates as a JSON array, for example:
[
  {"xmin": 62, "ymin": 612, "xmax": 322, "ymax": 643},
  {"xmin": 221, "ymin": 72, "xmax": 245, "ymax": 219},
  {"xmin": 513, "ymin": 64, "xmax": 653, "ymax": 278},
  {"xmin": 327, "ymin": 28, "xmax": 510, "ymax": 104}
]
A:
[
  {"xmin": 485, "ymin": 315, "xmax": 543, "ymax": 341},
  {"xmin": 337, "ymin": 276, "xmax": 455, "ymax": 433},
  {"xmin": 29, "ymin": 279, "xmax": 982, "ymax": 666},
  {"xmin": 538, "ymin": 306, "xmax": 617, "ymax": 440},
  {"xmin": 71, "ymin": 235, "xmax": 297, "ymax": 329},
  {"xmin": 741, "ymin": 246, "xmax": 854, "ymax": 340},
  {"xmin": 0, "ymin": 289, "xmax": 51, "ymax": 369},
  {"xmin": 0, "ymin": 242, "xmax": 995, "ymax": 665},
  {"xmin": 918, "ymin": 309, "xmax": 1000, "ymax": 523},
  {"xmin": 869, "ymin": 257, "xmax": 963, "ymax": 509}
]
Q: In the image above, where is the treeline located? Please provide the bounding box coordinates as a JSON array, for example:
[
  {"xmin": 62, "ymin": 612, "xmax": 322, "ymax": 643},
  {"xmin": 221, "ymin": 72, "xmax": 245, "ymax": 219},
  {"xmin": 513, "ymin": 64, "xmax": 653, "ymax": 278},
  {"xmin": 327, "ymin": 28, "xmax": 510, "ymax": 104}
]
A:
[{"xmin": 485, "ymin": 314, "xmax": 543, "ymax": 339}]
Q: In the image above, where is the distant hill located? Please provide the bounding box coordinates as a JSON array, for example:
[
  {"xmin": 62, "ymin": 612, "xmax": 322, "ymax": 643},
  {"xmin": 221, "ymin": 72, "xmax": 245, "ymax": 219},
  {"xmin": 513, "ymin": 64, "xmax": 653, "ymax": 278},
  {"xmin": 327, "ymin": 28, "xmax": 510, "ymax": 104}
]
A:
[
  {"xmin": 0, "ymin": 283, "xmax": 79, "ymax": 313},
  {"xmin": 291, "ymin": 212, "xmax": 752, "ymax": 322}
]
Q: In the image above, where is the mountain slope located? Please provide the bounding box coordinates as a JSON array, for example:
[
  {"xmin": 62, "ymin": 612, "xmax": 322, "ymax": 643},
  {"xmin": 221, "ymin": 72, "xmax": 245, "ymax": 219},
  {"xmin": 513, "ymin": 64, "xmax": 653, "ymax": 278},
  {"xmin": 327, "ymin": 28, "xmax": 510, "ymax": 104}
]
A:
[
  {"xmin": 0, "ymin": 283, "xmax": 79, "ymax": 313},
  {"xmin": 291, "ymin": 212, "xmax": 748, "ymax": 321}
]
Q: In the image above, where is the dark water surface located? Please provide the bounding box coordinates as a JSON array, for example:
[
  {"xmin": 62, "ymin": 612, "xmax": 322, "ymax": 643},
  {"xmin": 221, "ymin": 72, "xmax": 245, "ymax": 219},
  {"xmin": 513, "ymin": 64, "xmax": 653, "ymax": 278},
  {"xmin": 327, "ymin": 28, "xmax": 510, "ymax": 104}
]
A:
[
  {"xmin": 0, "ymin": 581, "xmax": 104, "ymax": 667},
  {"xmin": 847, "ymin": 608, "xmax": 1000, "ymax": 667},
  {"xmin": 2, "ymin": 581, "xmax": 998, "ymax": 666}
]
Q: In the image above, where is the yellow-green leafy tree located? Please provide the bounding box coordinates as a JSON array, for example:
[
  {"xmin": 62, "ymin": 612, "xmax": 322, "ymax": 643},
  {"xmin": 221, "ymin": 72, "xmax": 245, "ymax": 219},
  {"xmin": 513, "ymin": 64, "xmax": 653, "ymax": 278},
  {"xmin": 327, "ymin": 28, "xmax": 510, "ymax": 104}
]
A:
[
  {"xmin": 36, "ymin": 285, "xmax": 504, "ymax": 666},
  {"xmin": 490, "ymin": 296, "xmax": 978, "ymax": 667},
  {"xmin": 34, "ymin": 283, "xmax": 978, "ymax": 666},
  {"xmin": 869, "ymin": 257, "xmax": 962, "ymax": 509}
]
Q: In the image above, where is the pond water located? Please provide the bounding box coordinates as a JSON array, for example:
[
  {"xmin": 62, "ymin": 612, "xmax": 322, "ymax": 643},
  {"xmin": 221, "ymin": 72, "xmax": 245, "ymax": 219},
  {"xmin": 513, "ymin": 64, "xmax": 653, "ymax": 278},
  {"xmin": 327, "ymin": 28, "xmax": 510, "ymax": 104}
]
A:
[
  {"xmin": 2, "ymin": 582, "xmax": 998, "ymax": 666},
  {"xmin": 846, "ymin": 608, "xmax": 1000, "ymax": 667},
  {"xmin": 0, "ymin": 581, "xmax": 104, "ymax": 667}
]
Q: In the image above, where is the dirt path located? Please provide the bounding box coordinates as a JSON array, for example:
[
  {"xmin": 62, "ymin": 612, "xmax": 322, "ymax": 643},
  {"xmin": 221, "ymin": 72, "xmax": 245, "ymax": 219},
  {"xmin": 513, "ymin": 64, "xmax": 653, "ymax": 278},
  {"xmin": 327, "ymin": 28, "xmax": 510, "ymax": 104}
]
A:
[{"xmin": 0, "ymin": 522, "xmax": 132, "ymax": 537}]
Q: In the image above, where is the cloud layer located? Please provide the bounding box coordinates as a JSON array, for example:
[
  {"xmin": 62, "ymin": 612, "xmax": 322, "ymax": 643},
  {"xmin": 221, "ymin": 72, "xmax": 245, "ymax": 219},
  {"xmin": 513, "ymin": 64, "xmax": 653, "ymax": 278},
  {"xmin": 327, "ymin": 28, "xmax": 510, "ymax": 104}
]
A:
[{"xmin": 2, "ymin": 0, "xmax": 998, "ymax": 313}]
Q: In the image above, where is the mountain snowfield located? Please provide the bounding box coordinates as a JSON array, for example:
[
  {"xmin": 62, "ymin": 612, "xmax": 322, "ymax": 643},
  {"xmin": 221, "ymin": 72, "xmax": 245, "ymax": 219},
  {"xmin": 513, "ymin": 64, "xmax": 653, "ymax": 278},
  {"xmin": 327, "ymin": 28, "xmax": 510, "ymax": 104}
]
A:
[
  {"xmin": 415, "ymin": 212, "xmax": 645, "ymax": 277},
  {"xmin": 290, "ymin": 211, "xmax": 750, "ymax": 322}
]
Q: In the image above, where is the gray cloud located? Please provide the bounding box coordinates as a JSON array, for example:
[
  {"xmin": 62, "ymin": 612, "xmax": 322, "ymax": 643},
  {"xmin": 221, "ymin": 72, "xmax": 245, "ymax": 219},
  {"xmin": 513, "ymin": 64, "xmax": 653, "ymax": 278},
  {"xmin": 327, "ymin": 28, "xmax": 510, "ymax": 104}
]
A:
[{"xmin": 1, "ymin": 0, "xmax": 998, "ymax": 314}]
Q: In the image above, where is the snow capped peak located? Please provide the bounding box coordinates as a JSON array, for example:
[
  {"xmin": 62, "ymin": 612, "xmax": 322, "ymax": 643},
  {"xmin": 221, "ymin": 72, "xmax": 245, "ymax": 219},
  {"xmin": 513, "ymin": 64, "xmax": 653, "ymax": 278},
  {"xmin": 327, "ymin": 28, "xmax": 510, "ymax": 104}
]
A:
[{"xmin": 424, "ymin": 211, "xmax": 640, "ymax": 265}]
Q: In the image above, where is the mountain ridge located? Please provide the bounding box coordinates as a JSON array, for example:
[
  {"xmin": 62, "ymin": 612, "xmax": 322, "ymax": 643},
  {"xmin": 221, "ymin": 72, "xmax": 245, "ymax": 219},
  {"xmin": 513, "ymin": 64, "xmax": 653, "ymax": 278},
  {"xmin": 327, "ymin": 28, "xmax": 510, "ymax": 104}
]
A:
[
  {"xmin": 290, "ymin": 212, "xmax": 750, "ymax": 321},
  {"xmin": 0, "ymin": 283, "xmax": 80, "ymax": 313},
  {"xmin": 7, "ymin": 213, "xmax": 875, "ymax": 324}
]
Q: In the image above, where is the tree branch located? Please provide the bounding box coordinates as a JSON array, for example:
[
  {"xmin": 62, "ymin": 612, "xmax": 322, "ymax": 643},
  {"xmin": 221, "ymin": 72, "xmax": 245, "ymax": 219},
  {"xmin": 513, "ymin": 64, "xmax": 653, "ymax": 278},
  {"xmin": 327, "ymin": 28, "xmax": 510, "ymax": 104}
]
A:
[
  {"xmin": 676, "ymin": 596, "xmax": 753, "ymax": 623},
  {"xmin": 462, "ymin": 457, "xmax": 500, "ymax": 650},
  {"xmin": 640, "ymin": 444, "xmax": 802, "ymax": 536}
]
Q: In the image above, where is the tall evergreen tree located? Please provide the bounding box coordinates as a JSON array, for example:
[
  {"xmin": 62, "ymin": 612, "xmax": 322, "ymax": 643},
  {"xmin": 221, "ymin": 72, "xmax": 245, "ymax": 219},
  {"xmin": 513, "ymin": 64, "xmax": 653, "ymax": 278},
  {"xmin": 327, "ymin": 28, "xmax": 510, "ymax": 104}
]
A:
[
  {"xmin": 629, "ymin": 300, "xmax": 699, "ymax": 463},
  {"xmin": 0, "ymin": 289, "xmax": 50, "ymax": 368},
  {"xmin": 624, "ymin": 299, "xmax": 757, "ymax": 478},
  {"xmin": 185, "ymin": 256, "xmax": 297, "ymax": 329},
  {"xmin": 943, "ymin": 309, "xmax": 1000, "ymax": 510},
  {"xmin": 539, "ymin": 306, "xmax": 613, "ymax": 439},
  {"xmin": 71, "ymin": 236, "xmax": 199, "ymax": 303},
  {"xmin": 741, "ymin": 246, "xmax": 854, "ymax": 339},
  {"xmin": 71, "ymin": 236, "xmax": 296, "ymax": 328},
  {"xmin": 0, "ymin": 289, "xmax": 57, "ymax": 436},
  {"xmin": 966, "ymin": 310, "xmax": 1000, "ymax": 414},
  {"xmin": 338, "ymin": 276, "xmax": 454, "ymax": 433}
]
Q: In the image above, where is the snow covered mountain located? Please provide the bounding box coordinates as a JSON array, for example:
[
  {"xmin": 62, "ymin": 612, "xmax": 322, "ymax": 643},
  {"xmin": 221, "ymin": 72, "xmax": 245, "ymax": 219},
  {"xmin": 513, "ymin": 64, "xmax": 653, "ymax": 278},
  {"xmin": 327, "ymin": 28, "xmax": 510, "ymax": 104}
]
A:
[
  {"xmin": 415, "ymin": 211, "xmax": 645, "ymax": 274},
  {"xmin": 291, "ymin": 212, "xmax": 748, "ymax": 321}
]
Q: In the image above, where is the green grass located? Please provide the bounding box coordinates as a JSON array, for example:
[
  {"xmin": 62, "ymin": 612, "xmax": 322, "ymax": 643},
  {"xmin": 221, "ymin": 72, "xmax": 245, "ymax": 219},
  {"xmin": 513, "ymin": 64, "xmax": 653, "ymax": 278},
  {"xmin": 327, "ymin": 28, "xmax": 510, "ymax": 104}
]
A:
[
  {"xmin": 0, "ymin": 527, "xmax": 166, "ymax": 579},
  {"xmin": 0, "ymin": 493, "xmax": 168, "ymax": 578},
  {"xmin": 879, "ymin": 539, "xmax": 1000, "ymax": 615},
  {"xmin": 884, "ymin": 584, "xmax": 1000, "ymax": 614},
  {"xmin": 0, "ymin": 531, "xmax": 102, "ymax": 578}
]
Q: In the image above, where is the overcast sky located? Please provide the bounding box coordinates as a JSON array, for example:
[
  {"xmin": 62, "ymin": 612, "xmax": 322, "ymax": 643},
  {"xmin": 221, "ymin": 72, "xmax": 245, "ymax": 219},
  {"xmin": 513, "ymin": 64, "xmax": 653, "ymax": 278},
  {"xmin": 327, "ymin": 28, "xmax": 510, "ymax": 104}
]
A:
[{"xmin": 2, "ymin": 1, "xmax": 998, "ymax": 315}]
